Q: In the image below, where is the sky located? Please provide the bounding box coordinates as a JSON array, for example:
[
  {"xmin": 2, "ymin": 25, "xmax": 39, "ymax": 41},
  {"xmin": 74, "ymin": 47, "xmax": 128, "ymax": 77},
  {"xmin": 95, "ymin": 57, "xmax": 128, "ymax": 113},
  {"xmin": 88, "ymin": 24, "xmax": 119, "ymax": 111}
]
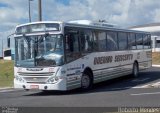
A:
[{"xmin": 0, "ymin": 0, "xmax": 160, "ymax": 56}]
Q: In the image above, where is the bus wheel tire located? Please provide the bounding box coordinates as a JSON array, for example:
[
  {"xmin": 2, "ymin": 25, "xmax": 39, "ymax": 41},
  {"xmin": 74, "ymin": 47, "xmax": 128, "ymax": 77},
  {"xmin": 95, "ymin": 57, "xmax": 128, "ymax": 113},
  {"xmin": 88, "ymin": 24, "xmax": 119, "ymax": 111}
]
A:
[
  {"xmin": 24, "ymin": 89, "xmax": 29, "ymax": 91},
  {"xmin": 42, "ymin": 90, "xmax": 48, "ymax": 92},
  {"xmin": 81, "ymin": 71, "xmax": 92, "ymax": 90},
  {"xmin": 132, "ymin": 62, "xmax": 139, "ymax": 77}
]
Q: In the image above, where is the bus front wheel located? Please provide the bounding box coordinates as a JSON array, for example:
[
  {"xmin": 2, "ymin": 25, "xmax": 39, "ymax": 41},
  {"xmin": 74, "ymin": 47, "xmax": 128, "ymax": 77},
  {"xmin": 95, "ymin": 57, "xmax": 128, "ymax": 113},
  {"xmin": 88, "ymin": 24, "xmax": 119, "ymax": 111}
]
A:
[{"xmin": 81, "ymin": 71, "xmax": 92, "ymax": 90}]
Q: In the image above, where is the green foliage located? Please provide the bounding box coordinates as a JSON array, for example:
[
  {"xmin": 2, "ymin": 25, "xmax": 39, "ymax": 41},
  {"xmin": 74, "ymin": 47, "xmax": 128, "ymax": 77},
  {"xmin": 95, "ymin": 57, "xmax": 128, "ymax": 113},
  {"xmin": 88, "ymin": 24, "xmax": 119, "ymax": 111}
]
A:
[{"xmin": 0, "ymin": 60, "xmax": 14, "ymax": 87}]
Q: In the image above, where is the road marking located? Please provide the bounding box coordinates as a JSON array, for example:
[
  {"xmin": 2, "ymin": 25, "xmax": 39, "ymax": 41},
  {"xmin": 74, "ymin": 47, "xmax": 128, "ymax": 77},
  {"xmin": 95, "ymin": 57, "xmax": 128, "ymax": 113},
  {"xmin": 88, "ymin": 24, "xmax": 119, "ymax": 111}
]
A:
[
  {"xmin": 110, "ymin": 85, "xmax": 154, "ymax": 90},
  {"xmin": 132, "ymin": 83, "xmax": 154, "ymax": 88},
  {"xmin": 152, "ymin": 81, "xmax": 160, "ymax": 85},
  {"xmin": 133, "ymin": 81, "xmax": 160, "ymax": 88},
  {"xmin": 110, "ymin": 87, "xmax": 131, "ymax": 90},
  {"xmin": 131, "ymin": 92, "xmax": 160, "ymax": 96},
  {"xmin": 0, "ymin": 87, "xmax": 13, "ymax": 90},
  {"xmin": 152, "ymin": 65, "xmax": 160, "ymax": 67},
  {"xmin": 0, "ymin": 89, "xmax": 21, "ymax": 93},
  {"xmin": 0, "ymin": 89, "xmax": 15, "ymax": 93},
  {"xmin": 132, "ymin": 78, "xmax": 150, "ymax": 82}
]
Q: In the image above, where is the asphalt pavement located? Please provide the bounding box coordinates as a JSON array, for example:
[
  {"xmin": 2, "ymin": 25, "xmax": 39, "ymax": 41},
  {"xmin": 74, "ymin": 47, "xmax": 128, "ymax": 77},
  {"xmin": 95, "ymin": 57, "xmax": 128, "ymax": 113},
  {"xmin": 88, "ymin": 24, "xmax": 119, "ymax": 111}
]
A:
[{"xmin": 0, "ymin": 67, "xmax": 160, "ymax": 107}]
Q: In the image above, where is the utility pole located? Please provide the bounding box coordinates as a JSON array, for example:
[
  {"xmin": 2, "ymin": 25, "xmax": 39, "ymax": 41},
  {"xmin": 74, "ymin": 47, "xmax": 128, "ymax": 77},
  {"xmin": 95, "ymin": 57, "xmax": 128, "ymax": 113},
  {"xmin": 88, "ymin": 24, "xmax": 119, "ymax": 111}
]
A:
[
  {"xmin": 28, "ymin": 0, "xmax": 33, "ymax": 22},
  {"xmin": 28, "ymin": 0, "xmax": 31, "ymax": 22},
  {"xmin": 1, "ymin": 36, "xmax": 3, "ymax": 58},
  {"xmin": 38, "ymin": 0, "xmax": 42, "ymax": 21}
]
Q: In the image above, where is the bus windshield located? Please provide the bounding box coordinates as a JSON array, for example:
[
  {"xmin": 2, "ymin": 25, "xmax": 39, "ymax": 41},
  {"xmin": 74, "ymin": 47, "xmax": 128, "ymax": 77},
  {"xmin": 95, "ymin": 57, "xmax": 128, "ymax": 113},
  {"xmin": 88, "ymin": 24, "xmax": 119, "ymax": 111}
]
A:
[{"xmin": 15, "ymin": 34, "xmax": 64, "ymax": 67}]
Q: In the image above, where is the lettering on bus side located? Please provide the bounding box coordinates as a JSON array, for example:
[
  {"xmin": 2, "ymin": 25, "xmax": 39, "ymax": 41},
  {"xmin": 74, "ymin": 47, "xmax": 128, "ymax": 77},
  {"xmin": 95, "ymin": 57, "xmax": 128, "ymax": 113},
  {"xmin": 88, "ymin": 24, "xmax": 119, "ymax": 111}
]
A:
[
  {"xmin": 93, "ymin": 54, "xmax": 133, "ymax": 65},
  {"xmin": 114, "ymin": 54, "xmax": 133, "ymax": 62},
  {"xmin": 94, "ymin": 56, "xmax": 113, "ymax": 65}
]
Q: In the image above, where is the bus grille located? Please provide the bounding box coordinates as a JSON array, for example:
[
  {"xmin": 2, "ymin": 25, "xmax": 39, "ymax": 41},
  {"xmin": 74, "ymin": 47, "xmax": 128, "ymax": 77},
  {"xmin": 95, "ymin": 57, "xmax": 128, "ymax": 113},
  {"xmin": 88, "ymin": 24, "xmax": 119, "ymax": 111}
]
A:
[
  {"xmin": 18, "ymin": 72, "xmax": 54, "ymax": 83},
  {"xmin": 23, "ymin": 77, "xmax": 49, "ymax": 83},
  {"xmin": 18, "ymin": 72, "xmax": 54, "ymax": 76}
]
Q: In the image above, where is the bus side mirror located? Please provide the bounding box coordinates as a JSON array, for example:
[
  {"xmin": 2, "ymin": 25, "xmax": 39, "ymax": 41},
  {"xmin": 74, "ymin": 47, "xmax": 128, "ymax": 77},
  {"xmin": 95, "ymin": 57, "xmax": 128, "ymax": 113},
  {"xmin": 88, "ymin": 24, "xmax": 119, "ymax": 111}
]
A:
[{"xmin": 7, "ymin": 37, "xmax": 10, "ymax": 48}]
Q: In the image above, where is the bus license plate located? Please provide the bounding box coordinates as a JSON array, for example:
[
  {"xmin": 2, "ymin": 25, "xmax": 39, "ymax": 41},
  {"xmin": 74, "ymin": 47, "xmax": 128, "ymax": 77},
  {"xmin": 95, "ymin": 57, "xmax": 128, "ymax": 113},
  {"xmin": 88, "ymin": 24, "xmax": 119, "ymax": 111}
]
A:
[{"xmin": 30, "ymin": 85, "xmax": 39, "ymax": 89}]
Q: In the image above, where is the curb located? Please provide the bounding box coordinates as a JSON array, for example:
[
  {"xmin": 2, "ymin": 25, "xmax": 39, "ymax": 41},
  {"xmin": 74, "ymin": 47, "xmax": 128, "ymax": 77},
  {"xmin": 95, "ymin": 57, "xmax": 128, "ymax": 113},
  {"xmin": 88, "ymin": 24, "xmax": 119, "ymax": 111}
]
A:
[
  {"xmin": 152, "ymin": 65, "xmax": 160, "ymax": 67},
  {"xmin": 0, "ymin": 87, "xmax": 14, "ymax": 91}
]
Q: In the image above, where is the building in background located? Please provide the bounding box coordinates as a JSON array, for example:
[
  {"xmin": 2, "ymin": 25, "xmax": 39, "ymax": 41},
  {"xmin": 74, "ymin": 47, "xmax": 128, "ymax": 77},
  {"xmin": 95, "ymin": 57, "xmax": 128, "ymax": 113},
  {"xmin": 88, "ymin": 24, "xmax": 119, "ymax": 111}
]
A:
[
  {"xmin": 3, "ymin": 48, "xmax": 15, "ymax": 60},
  {"xmin": 0, "ymin": 29, "xmax": 14, "ymax": 58},
  {"xmin": 130, "ymin": 23, "xmax": 160, "ymax": 52}
]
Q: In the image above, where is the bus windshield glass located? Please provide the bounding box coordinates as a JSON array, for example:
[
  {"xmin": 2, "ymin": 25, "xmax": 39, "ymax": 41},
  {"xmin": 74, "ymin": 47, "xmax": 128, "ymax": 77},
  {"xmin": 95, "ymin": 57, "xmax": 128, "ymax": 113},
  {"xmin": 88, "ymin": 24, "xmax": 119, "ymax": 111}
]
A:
[{"xmin": 15, "ymin": 34, "xmax": 64, "ymax": 67}]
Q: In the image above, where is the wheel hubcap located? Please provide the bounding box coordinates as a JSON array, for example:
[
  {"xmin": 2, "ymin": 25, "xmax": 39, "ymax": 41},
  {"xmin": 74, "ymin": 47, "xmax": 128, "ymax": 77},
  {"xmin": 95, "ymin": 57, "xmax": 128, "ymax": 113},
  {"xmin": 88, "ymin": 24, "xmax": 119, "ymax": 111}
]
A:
[{"xmin": 82, "ymin": 75, "xmax": 90, "ymax": 88}]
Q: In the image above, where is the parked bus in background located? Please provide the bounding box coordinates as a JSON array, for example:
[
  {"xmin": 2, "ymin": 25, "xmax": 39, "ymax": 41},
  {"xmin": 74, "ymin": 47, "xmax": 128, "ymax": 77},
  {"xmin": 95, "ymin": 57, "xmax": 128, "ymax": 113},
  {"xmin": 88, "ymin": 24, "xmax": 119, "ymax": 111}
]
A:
[{"xmin": 13, "ymin": 21, "xmax": 152, "ymax": 91}]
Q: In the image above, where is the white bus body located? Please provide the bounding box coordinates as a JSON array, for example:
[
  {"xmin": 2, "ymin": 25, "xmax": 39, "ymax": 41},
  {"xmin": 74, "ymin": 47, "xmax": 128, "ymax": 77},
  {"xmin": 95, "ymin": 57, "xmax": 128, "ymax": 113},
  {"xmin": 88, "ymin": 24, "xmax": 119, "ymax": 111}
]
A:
[{"xmin": 14, "ymin": 21, "xmax": 152, "ymax": 91}]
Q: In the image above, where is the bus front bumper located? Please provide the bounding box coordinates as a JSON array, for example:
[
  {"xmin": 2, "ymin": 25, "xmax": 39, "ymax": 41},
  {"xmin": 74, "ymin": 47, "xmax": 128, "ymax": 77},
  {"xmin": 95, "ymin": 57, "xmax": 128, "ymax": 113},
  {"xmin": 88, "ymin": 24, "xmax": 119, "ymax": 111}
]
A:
[{"xmin": 14, "ymin": 79, "xmax": 66, "ymax": 91}]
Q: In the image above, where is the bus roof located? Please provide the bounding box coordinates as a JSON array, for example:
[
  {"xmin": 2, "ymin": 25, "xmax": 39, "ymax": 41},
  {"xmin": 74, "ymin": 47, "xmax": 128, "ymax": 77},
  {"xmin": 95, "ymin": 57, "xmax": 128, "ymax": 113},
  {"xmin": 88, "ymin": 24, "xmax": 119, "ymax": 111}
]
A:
[
  {"xmin": 15, "ymin": 21, "xmax": 150, "ymax": 34},
  {"xmin": 64, "ymin": 22, "xmax": 150, "ymax": 34},
  {"xmin": 15, "ymin": 21, "xmax": 63, "ymax": 28}
]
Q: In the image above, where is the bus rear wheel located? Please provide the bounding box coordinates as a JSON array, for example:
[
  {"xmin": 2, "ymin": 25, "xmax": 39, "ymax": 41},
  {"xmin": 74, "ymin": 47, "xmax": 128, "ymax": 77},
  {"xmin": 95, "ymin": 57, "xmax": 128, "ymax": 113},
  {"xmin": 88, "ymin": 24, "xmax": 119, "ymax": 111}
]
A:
[
  {"xmin": 132, "ymin": 62, "xmax": 139, "ymax": 77},
  {"xmin": 81, "ymin": 71, "xmax": 92, "ymax": 90}
]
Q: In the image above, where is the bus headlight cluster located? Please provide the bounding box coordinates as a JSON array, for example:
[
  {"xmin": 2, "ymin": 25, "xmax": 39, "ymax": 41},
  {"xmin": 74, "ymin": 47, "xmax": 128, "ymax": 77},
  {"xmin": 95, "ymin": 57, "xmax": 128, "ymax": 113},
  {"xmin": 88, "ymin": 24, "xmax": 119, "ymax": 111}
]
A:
[
  {"xmin": 15, "ymin": 75, "xmax": 26, "ymax": 83},
  {"xmin": 46, "ymin": 76, "xmax": 59, "ymax": 84}
]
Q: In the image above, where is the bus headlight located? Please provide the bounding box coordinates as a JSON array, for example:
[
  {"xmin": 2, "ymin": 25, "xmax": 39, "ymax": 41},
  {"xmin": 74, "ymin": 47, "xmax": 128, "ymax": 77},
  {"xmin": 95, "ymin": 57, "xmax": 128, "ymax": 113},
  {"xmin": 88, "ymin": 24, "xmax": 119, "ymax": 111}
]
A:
[
  {"xmin": 55, "ymin": 77, "xmax": 59, "ymax": 81},
  {"xmin": 46, "ymin": 76, "xmax": 59, "ymax": 84},
  {"xmin": 15, "ymin": 75, "xmax": 26, "ymax": 83}
]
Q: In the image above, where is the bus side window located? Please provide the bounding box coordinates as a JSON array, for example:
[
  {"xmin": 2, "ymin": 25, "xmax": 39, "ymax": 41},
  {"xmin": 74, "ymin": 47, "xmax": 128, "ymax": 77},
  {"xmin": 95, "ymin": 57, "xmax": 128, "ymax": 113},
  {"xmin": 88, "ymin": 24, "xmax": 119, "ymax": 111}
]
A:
[
  {"xmin": 65, "ymin": 34, "xmax": 73, "ymax": 52},
  {"xmin": 118, "ymin": 32, "xmax": 128, "ymax": 50},
  {"xmin": 148, "ymin": 35, "xmax": 151, "ymax": 49},
  {"xmin": 143, "ymin": 34, "xmax": 149, "ymax": 49},
  {"xmin": 92, "ymin": 31, "xmax": 99, "ymax": 51},
  {"xmin": 128, "ymin": 33, "xmax": 136, "ymax": 50},
  {"xmin": 65, "ymin": 31, "xmax": 80, "ymax": 62},
  {"xmin": 136, "ymin": 34, "xmax": 143, "ymax": 49},
  {"xmin": 80, "ymin": 29, "xmax": 93, "ymax": 53},
  {"xmin": 98, "ymin": 31, "xmax": 107, "ymax": 51},
  {"xmin": 106, "ymin": 31, "xmax": 118, "ymax": 51}
]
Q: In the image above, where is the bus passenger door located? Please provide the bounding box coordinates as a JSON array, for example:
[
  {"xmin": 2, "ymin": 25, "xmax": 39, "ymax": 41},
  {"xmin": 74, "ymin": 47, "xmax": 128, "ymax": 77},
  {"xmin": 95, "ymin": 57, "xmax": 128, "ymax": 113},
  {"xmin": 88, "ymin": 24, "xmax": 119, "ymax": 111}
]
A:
[{"xmin": 64, "ymin": 28, "xmax": 82, "ymax": 89}]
